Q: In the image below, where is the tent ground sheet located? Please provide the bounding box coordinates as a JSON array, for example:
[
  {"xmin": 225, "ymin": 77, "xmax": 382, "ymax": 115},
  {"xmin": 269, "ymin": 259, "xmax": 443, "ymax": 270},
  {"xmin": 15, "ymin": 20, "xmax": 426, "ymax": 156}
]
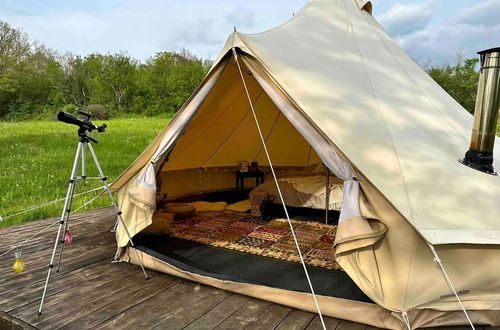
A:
[{"xmin": 134, "ymin": 236, "xmax": 371, "ymax": 302}]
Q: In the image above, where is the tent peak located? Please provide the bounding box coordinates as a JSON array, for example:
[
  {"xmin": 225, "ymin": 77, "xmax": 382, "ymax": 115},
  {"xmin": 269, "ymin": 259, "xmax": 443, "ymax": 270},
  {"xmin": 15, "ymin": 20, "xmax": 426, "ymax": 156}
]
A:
[
  {"xmin": 352, "ymin": 0, "xmax": 372, "ymax": 15},
  {"xmin": 235, "ymin": 0, "xmax": 373, "ymax": 38}
]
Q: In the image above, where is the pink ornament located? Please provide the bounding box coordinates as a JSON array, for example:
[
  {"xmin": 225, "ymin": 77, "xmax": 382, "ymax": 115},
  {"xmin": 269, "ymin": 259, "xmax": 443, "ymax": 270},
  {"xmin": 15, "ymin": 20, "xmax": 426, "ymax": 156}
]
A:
[{"xmin": 63, "ymin": 230, "xmax": 72, "ymax": 245}]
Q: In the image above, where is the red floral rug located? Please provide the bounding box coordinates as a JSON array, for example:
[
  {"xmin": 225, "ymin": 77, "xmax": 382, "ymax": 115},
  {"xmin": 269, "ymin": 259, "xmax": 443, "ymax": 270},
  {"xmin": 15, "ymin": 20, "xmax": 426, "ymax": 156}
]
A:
[{"xmin": 171, "ymin": 210, "xmax": 342, "ymax": 270}]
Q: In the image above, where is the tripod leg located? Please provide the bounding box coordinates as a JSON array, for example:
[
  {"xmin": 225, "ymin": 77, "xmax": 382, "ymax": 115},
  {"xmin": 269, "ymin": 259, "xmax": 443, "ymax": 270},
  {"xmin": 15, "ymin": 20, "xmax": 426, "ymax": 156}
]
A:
[
  {"xmin": 56, "ymin": 143, "xmax": 87, "ymax": 270},
  {"xmin": 55, "ymin": 170, "xmax": 77, "ymax": 272},
  {"xmin": 87, "ymin": 143, "xmax": 149, "ymax": 279},
  {"xmin": 81, "ymin": 143, "xmax": 86, "ymax": 179},
  {"xmin": 111, "ymin": 219, "xmax": 119, "ymax": 233},
  {"xmin": 38, "ymin": 142, "xmax": 83, "ymax": 315}
]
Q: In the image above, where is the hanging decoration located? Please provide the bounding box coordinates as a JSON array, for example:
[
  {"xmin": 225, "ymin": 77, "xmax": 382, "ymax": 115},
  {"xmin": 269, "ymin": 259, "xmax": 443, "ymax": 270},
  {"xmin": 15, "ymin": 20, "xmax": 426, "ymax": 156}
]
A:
[
  {"xmin": 12, "ymin": 251, "xmax": 26, "ymax": 273},
  {"xmin": 63, "ymin": 230, "xmax": 72, "ymax": 245}
]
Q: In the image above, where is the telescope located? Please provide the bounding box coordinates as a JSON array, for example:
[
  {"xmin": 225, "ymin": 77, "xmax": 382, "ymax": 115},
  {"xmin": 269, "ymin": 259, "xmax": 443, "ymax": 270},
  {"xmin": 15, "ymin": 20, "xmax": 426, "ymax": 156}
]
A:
[
  {"xmin": 57, "ymin": 110, "xmax": 107, "ymax": 133},
  {"xmin": 40, "ymin": 109, "xmax": 147, "ymax": 315}
]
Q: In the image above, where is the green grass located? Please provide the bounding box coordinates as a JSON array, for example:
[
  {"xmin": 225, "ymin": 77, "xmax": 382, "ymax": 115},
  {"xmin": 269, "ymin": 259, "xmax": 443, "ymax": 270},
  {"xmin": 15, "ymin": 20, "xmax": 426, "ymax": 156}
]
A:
[{"xmin": 0, "ymin": 116, "xmax": 170, "ymax": 227}]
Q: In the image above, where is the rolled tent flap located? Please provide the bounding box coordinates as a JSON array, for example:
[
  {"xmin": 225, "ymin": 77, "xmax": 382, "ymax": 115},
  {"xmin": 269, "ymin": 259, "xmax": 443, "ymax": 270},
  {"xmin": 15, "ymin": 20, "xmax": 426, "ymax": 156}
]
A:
[
  {"xmin": 116, "ymin": 169, "xmax": 156, "ymax": 247},
  {"xmin": 334, "ymin": 189, "xmax": 388, "ymax": 255},
  {"xmin": 115, "ymin": 62, "xmax": 227, "ymax": 247}
]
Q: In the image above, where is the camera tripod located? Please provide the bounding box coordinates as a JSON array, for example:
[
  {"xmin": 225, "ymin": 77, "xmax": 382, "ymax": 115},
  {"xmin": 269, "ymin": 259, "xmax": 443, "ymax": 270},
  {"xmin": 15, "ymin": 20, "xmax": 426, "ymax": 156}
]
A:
[{"xmin": 38, "ymin": 124, "xmax": 148, "ymax": 315}]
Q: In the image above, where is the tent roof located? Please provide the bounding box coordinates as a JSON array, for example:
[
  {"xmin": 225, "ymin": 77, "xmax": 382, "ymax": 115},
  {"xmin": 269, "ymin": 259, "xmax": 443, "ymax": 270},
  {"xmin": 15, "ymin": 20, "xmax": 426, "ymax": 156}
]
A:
[{"xmin": 211, "ymin": 0, "xmax": 500, "ymax": 245}]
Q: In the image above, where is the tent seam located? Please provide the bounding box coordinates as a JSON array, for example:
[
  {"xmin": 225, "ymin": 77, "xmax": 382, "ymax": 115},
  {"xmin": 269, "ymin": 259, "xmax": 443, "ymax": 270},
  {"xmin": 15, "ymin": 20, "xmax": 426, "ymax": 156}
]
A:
[
  {"xmin": 343, "ymin": 0, "xmax": 413, "ymax": 220},
  {"xmin": 253, "ymin": 111, "xmax": 282, "ymax": 162},
  {"xmin": 164, "ymin": 87, "xmax": 245, "ymax": 162},
  {"xmin": 201, "ymin": 90, "xmax": 265, "ymax": 167},
  {"xmin": 306, "ymin": 145, "xmax": 313, "ymax": 166}
]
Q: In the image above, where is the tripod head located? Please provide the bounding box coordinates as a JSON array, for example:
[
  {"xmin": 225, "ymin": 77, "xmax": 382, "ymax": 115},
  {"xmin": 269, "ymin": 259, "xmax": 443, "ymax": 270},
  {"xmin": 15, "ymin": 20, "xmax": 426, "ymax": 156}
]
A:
[{"xmin": 57, "ymin": 110, "xmax": 107, "ymax": 143}]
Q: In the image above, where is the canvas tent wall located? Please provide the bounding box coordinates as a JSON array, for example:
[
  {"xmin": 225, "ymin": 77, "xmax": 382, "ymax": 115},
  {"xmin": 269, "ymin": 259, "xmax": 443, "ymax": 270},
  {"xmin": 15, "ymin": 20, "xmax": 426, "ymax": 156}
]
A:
[{"xmin": 110, "ymin": 0, "xmax": 500, "ymax": 328}]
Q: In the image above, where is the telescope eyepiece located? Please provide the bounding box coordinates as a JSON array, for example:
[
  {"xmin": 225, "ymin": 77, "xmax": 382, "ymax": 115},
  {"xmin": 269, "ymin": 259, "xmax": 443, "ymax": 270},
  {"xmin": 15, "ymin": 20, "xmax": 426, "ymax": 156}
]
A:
[{"xmin": 97, "ymin": 123, "xmax": 107, "ymax": 133}]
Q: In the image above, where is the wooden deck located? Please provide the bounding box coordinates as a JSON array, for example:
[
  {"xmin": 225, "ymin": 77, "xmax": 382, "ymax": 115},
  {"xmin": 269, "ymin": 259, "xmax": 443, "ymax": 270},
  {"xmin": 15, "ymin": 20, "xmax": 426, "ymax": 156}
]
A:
[{"xmin": 0, "ymin": 208, "xmax": 494, "ymax": 330}]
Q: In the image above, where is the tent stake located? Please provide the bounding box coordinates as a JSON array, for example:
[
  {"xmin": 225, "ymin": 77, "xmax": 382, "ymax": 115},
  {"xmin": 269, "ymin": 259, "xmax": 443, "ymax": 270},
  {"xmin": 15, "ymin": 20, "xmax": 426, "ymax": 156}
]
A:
[{"xmin": 232, "ymin": 47, "xmax": 326, "ymax": 330}]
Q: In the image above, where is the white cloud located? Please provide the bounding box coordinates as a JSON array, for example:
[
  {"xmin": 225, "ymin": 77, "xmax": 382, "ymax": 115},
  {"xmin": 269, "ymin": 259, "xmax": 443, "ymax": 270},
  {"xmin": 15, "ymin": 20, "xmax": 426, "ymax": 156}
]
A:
[
  {"xmin": 225, "ymin": 7, "xmax": 255, "ymax": 28},
  {"xmin": 377, "ymin": 0, "xmax": 500, "ymax": 65},
  {"xmin": 456, "ymin": 0, "xmax": 500, "ymax": 27},
  {"xmin": 0, "ymin": 0, "xmax": 304, "ymax": 61},
  {"xmin": 164, "ymin": 18, "xmax": 221, "ymax": 52},
  {"xmin": 377, "ymin": 2, "xmax": 435, "ymax": 36},
  {"xmin": 397, "ymin": 23, "xmax": 500, "ymax": 66}
]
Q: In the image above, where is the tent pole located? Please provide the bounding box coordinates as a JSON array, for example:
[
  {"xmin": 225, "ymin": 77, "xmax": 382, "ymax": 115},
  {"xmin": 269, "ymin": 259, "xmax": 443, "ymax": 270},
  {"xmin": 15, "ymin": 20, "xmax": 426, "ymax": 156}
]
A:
[
  {"xmin": 232, "ymin": 47, "xmax": 326, "ymax": 330},
  {"xmin": 325, "ymin": 166, "xmax": 330, "ymax": 224},
  {"xmin": 427, "ymin": 243, "xmax": 475, "ymax": 330}
]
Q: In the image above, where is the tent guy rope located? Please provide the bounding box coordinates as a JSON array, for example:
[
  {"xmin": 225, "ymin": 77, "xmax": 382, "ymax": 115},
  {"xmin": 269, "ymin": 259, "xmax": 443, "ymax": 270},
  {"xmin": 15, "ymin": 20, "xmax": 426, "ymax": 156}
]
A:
[
  {"xmin": 428, "ymin": 243, "xmax": 475, "ymax": 330},
  {"xmin": 0, "ymin": 186, "xmax": 102, "ymax": 223},
  {"xmin": 0, "ymin": 188, "xmax": 104, "ymax": 259},
  {"xmin": 232, "ymin": 47, "xmax": 327, "ymax": 330},
  {"xmin": 401, "ymin": 312, "xmax": 412, "ymax": 330}
]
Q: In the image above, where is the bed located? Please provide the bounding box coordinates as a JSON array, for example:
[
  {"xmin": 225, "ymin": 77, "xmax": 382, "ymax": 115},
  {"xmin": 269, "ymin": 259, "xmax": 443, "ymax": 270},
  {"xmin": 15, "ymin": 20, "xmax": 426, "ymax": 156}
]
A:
[{"xmin": 250, "ymin": 171, "xmax": 344, "ymax": 211}]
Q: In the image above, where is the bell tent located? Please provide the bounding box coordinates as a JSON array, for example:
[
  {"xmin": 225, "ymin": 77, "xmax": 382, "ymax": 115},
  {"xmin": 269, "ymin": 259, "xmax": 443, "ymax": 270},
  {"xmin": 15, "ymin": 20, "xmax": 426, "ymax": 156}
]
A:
[{"xmin": 109, "ymin": 0, "xmax": 500, "ymax": 328}]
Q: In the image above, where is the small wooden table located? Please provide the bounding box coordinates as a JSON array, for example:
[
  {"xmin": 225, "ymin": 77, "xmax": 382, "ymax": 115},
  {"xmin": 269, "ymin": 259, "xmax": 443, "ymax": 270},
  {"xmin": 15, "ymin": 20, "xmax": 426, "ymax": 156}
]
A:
[{"xmin": 235, "ymin": 170, "xmax": 265, "ymax": 190}]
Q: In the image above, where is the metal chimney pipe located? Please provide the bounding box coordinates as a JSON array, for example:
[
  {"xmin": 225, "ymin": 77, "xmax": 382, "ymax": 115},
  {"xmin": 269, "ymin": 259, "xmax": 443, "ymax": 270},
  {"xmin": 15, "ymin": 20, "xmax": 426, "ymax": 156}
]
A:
[{"xmin": 461, "ymin": 47, "xmax": 500, "ymax": 175}]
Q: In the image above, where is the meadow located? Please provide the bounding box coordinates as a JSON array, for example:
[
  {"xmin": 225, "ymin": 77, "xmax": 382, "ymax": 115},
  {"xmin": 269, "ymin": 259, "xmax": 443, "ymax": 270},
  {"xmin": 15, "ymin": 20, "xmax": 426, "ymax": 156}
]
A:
[{"xmin": 0, "ymin": 115, "xmax": 170, "ymax": 227}]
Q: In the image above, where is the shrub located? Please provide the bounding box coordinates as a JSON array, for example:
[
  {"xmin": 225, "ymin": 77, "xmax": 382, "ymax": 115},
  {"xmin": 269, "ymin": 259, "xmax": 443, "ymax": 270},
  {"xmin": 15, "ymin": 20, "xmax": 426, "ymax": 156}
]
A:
[{"xmin": 82, "ymin": 104, "xmax": 110, "ymax": 120}]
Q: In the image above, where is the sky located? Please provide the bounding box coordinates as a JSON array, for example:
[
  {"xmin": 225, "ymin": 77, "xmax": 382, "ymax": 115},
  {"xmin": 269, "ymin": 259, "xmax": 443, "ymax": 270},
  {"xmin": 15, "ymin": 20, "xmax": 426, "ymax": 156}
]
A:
[{"xmin": 1, "ymin": 0, "xmax": 499, "ymax": 67}]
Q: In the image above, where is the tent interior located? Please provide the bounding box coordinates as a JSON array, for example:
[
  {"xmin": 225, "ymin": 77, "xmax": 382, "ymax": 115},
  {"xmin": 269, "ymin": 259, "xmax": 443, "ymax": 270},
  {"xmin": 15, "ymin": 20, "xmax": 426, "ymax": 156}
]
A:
[{"xmin": 133, "ymin": 57, "xmax": 371, "ymax": 303}]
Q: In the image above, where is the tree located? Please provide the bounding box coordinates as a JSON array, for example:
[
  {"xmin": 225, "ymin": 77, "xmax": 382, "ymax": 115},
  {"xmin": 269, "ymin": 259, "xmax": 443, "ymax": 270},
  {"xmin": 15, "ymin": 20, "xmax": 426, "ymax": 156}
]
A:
[
  {"xmin": 0, "ymin": 21, "xmax": 63, "ymax": 119},
  {"xmin": 0, "ymin": 21, "xmax": 31, "ymax": 117},
  {"xmin": 96, "ymin": 53, "xmax": 138, "ymax": 112},
  {"xmin": 54, "ymin": 54, "xmax": 93, "ymax": 107},
  {"xmin": 143, "ymin": 49, "xmax": 211, "ymax": 114},
  {"xmin": 427, "ymin": 53, "xmax": 480, "ymax": 114}
]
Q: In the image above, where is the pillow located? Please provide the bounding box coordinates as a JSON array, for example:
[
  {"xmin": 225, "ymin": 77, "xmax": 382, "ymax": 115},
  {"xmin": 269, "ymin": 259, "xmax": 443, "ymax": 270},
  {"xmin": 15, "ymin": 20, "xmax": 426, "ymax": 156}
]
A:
[
  {"xmin": 226, "ymin": 199, "xmax": 252, "ymax": 212},
  {"xmin": 190, "ymin": 201, "xmax": 227, "ymax": 212},
  {"xmin": 164, "ymin": 203, "xmax": 196, "ymax": 218}
]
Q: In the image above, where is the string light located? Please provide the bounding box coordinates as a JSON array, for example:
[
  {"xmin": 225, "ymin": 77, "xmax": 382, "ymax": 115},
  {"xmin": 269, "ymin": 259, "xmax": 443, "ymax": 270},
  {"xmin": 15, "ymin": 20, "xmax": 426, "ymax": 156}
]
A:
[
  {"xmin": 63, "ymin": 230, "xmax": 72, "ymax": 245},
  {"xmin": 12, "ymin": 251, "xmax": 25, "ymax": 273}
]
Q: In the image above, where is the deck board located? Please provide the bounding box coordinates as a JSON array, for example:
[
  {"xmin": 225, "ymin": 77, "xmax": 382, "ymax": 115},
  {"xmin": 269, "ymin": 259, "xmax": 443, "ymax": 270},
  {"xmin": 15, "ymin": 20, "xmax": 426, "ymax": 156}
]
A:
[{"xmin": 0, "ymin": 207, "xmax": 494, "ymax": 329}]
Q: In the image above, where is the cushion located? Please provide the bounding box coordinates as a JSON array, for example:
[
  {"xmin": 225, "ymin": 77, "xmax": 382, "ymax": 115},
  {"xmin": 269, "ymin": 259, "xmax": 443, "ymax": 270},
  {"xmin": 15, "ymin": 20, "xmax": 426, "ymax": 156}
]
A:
[
  {"xmin": 141, "ymin": 212, "xmax": 175, "ymax": 235},
  {"xmin": 226, "ymin": 199, "xmax": 252, "ymax": 212},
  {"xmin": 190, "ymin": 201, "xmax": 228, "ymax": 212},
  {"xmin": 165, "ymin": 203, "xmax": 196, "ymax": 218}
]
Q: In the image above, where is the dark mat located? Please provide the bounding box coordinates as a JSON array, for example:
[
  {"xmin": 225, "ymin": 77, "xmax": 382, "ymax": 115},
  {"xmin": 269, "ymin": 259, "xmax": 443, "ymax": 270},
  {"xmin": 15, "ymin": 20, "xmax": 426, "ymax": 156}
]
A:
[{"xmin": 135, "ymin": 235, "xmax": 371, "ymax": 303}]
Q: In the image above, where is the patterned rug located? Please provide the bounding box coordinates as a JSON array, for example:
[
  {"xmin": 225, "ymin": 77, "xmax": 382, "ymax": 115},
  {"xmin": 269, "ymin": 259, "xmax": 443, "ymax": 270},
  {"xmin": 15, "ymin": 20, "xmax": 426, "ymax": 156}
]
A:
[{"xmin": 170, "ymin": 210, "xmax": 342, "ymax": 270}]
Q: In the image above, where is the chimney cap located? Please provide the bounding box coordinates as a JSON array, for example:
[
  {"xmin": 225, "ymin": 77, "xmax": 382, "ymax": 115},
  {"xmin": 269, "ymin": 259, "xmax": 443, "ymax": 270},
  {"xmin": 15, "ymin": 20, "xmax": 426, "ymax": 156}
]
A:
[
  {"xmin": 477, "ymin": 47, "xmax": 500, "ymax": 69},
  {"xmin": 477, "ymin": 47, "xmax": 500, "ymax": 55}
]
